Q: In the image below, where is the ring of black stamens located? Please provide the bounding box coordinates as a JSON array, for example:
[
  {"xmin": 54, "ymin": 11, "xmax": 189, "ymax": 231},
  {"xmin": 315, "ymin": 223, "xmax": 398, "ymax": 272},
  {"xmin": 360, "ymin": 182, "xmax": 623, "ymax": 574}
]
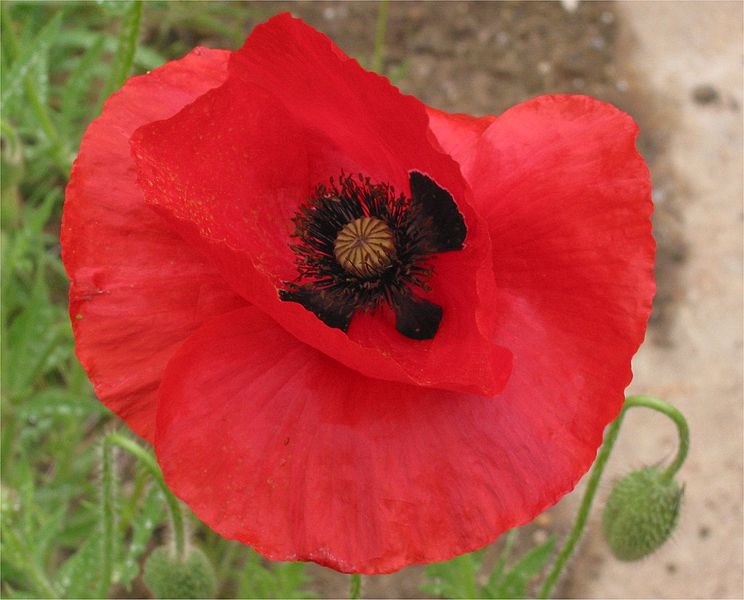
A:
[{"xmin": 279, "ymin": 172, "xmax": 466, "ymax": 340}]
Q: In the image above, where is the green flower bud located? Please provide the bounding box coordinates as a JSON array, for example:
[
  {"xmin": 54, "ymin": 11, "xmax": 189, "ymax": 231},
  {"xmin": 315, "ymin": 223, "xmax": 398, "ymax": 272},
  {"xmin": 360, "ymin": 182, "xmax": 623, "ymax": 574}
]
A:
[
  {"xmin": 602, "ymin": 466, "xmax": 683, "ymax": 561},
  {"xmin": 143, "ymin": 546, "xmax": 216, "ymax": 599}
]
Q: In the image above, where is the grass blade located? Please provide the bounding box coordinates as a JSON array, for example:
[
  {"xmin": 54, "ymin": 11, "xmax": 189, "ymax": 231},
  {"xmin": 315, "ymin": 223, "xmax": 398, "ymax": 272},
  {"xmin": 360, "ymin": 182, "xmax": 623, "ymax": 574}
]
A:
[
  {"xmin": 0, "ymin": 9, "xmax": 62, "ymax": 107},
  {"xmin": 60, "ymin": 34, "xmax": 105, "ymax": 133},
  {"xmin": 101, "ymin": 0, "xmax": 142, "ymax": 99}
]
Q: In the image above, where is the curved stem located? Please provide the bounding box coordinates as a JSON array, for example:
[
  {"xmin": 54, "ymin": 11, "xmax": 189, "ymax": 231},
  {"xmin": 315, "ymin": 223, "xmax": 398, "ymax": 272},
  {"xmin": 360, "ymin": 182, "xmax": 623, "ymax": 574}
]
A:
[
  {"xmin": 538, "ymin": 408, "xmax": 626, "ymax": 598},
  {"xmin": 624, "ymin": 395, "xmax": 690, "ymax": 481},
  {"xmin": 538, "ymin": 395, "xmax": 690, "ymax": 598},
  {"xmin": 349, "ymin": 574, "xmax": 362, "ymax": 599},
  {"xmin": 104, "ymin": 433, "xmax": 186, "ymax": 560}
]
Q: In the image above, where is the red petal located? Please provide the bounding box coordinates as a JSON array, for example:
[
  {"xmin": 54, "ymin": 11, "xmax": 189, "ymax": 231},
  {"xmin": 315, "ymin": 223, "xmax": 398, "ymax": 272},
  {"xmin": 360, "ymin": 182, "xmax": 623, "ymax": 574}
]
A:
[
  {"xmin": 426, "ymin": 107, "xmax": 495, "ymax": 177},
  {"xmin": 61, "ymin": 48, "xmax": 245, "ymax": 441},
  {"xmin": 155, "ymin": 95, "xmax": 655, "ymax": 574},
  {"xmin": 431, "ymin": 93, "xmax": 655, "ymax": 488},
  {"xmin": 459, "ymin": 94, "xmax": 655, "ymax": 360},
  {"xmin": 156, "ymin": 306, "xmax": 623, "ymax": 574},
  {"xmin": 131, "ymin": 14, "xmax": 510, "ymax": 396},
  {"xmin": 429, "ymin": 97, "xmax": 654, "ymax": 364}
]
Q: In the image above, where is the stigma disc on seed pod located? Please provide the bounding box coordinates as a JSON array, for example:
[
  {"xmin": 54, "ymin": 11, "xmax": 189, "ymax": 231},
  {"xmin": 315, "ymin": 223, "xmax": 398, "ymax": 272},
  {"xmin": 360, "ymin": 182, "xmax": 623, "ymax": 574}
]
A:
[{"xmin": 333, "ymin": 216, "xmax": 396, "ymax": 277}]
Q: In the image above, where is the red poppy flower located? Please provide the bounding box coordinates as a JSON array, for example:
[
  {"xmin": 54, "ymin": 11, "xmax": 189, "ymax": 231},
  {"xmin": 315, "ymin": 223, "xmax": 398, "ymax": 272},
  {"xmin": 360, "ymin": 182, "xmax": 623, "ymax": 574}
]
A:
[{"xmin": 61, "ymin": 14, "xmax": 654, "ymax": 574}]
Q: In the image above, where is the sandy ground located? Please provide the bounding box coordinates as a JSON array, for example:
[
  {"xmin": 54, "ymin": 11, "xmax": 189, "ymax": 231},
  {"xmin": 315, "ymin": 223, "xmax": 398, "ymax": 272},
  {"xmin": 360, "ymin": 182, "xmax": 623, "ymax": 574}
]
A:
[{"xmin": 562, "ymin": 2, "xmax": 744, "ymax": 598}]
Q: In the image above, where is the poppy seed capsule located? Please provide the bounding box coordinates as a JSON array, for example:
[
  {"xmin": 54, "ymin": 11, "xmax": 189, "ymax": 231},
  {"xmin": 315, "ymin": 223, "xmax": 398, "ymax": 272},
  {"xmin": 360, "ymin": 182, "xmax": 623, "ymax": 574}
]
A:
[
  {"xmin": 602, "ymin": 467, "xmax": 683, "ymax": 561},
  {"xmin": 334, "ymin": 216, "xmax": 396, "ymax": 277}
]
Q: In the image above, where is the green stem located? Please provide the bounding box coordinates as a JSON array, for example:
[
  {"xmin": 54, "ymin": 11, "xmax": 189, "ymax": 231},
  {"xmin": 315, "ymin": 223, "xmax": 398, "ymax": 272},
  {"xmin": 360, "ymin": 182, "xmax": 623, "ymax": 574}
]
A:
[
  {"xmin": 538, "ymin": 395, "xmax": 690, "ymax": 598},
  {"xmin": 106, "ymin": 0, "xmax": 143, "ymax": 94},
  {"xmin": 98, "ymin": 442, "xmax": 116, "ymax": 598},
  {"xmin": 538, "ymin": 411, "xmax": 625, "ymax": 599},
  {"xmin": 371, "ymin": 0, "xmax": 389, "ymax": 73},
  {"xmin": 118, "ymin": 464, "xmax": 149, "ymax": 533},
  {"xmin": 104, "ymin": 433, "xmax": 186, "ymax": 560},
  {"xmin": 624, "ymin": 395, "xmax": 689, "ymax": 481},
  {"xmin": 349, "ymin": 574, "xmax": 362, "ymax": 599}
]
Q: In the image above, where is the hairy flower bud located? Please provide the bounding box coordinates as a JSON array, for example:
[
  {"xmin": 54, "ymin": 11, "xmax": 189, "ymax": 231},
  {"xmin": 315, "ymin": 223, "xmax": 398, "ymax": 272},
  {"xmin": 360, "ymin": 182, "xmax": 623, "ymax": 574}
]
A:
[
  {"xmin": 602, "ymin": 466, "xmax": 683, "ymax": 561},
  {"xmin": 143, "ymin": 546, "xmax": 216, "ymax": 599}
]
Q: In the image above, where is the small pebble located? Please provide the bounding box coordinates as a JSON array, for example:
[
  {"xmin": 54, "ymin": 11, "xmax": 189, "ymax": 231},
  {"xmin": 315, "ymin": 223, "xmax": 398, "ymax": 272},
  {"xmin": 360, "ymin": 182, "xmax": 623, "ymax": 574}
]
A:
[
  {"xmin": 533, "ymin": 529, "xmax": 549, "ymax": 544},
  {"xmin": 692, "ymin": 84, "xmax": 720, "ymax": 105},
  {"xmin": 537, "ymin": 61, "xmax": 552, "ymax": 75},
  {"xmin": 590, "ymin": 36, "xmax": 606, "ymax": 51},
  {"xmin": 535, "ymin": 513, "xmax": 553, "ymax": 527}
]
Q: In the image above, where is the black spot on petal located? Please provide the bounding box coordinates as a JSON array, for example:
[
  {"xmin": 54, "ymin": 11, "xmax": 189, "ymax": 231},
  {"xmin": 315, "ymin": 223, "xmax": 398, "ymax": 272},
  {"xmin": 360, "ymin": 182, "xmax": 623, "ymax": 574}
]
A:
[
  {"xmin": 279, "ymin": 286, "xmax": 355, "ymax": 332},
  {"xmin": 409, "ymin": 171, "xmax": 466, "ymax": 253},
  {"xmin": 395, "ymin": 295, "xmax": 443, "ymax": 340}
]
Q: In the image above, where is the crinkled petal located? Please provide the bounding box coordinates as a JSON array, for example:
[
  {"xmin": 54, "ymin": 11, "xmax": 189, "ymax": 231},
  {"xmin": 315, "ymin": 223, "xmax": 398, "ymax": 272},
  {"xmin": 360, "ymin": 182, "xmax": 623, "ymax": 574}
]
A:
[
  {"xmin": 155, "ymin": 306, "xmax": 625, "ymax": 574},
  {"xmin": 430, "ymin": 94, "xmax": 655, "ymax": 492},
  {"xmin": 155, "ymin": 95, "xmax": 656, "ymax": 573},
  {"xmin": 61, "ymin": 48, "xmax": 244, "ymax": 441},
  {"xmin": 131, "ymin": 14, "xmax": 510, "ymax": 396},
  {"xmin": 426, "ymin": 107, "xmax": 495, "ymax": 177},
  {"xmin": 461, "ymin": 95, "xmax": 654, "ymax": 368}
]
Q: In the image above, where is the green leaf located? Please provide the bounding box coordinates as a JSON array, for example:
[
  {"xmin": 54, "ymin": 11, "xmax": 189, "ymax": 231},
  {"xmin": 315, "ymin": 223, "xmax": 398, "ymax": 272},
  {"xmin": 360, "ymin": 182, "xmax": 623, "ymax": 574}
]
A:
[
  {"xmin": 2, "ymin": 270, "xmax": 67, "ymax": 400},
  {"xmin": 33, "ymin": 502, "xmax": 69, "ymax": 562},
  {"xmin": 237, "ymin": 551, "xmax": 317, "ymax": 599},
  {"xmin": 55, "ymin": 535, "xmax": 102, "ymax": 599},
  {"xmin": 118, "ymin": 485, "xmax": 164, "ymax": 590},
  {"xmin": 60, "ymin": 34, "xmax": 106, "ymax": 133},
  {"xmin": 0, "ymin": 499, "xmax": 59, "ymax": 598},
  {"xmin": 485, "ymin": 537, "xmax": 556, "ymax": 599},
  {"xmin": 421, "ymin": 550, "xmax": 485, "ymax": 599},
  {"xmin": 16, "ymin": 388, "xmax": 107, "ymax": 422},
  {"xmin": 0, "ymin": 10, "xmax": 62, "ymax": 107},
  {"xmin": 56, "ymin": 28, "xmax": 165, "ymax": 70},
  {"xmin": 102, "ymin": 0, "xmax": 142, "ymax": 98},
  {"xmin": 0, "ymin": 187, "xmax": 59, "ymax": 319}
]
